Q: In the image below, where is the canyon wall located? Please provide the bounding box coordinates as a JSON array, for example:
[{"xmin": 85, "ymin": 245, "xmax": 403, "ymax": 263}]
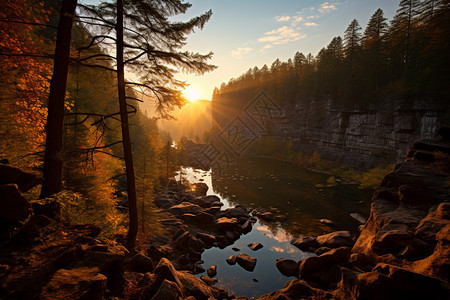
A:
[{"xmin": 212, "ymin": 94, "xmax": 449, "ymax": 169}]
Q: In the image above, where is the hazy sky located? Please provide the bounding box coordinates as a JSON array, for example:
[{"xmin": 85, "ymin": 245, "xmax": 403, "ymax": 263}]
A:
[{"xmin": 175, "ymin": 0, "xmax": 399, "ymax": 100}]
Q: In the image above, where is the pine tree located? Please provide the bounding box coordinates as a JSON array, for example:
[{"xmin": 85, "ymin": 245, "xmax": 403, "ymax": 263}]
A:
[
  {"xmin": 40, "ymin": 0, "xmax": 78, "ymax": 198},
  {"xmin": 343, "ymin": 19, "xmax": 362, "ymax": 100},
  {"xmin": 344, "ymin": 19, "xmax": 362, "ymax": 58},
  {"xmin": 390, "ymin": 0, "xmax": 421, "ymax": 78},
  {"xmin": 363, "ymin": 9, "xmax": 388, "ymax": 93},
  {"xmin": 79, "ymin": 0, "xmax": 215, "ymax": 250}
]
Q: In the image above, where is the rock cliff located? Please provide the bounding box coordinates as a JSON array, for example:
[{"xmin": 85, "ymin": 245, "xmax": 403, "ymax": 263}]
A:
[{"xmin": 213, "ymin": 95, "xmax": 448, "ymax": 168}]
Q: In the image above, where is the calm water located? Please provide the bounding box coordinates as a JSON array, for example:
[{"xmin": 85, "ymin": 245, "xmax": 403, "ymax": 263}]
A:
[{"xmin": 181, "ymin": 158, "xmax": 372, "ymax": 298}]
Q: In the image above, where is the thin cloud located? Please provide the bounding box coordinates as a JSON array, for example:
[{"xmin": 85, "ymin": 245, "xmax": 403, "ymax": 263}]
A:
[
  {"xmin": 319, "ymin": 2, "xmax": 338, "ymax": 14},
  {"xmin": 291, "ymin": 16, "xmax": 303, "ymax": 26},
  {"xmin": 258, "ymin": 26, "xmax": 305, "ymax": 45},
  {"xmin": 305, "ymin": 22, "xmax": 319, "ymax": 26},
  {"xmin": 275, "ymin": 16, "xmax": 290, "ymax": 22},
  {"xmin": 231, "ymin": 47, "xmax": 252, "ymax": 59}
]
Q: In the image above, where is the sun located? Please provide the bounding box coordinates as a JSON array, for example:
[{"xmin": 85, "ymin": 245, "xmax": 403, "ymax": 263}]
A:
[{"xmin": 182, "ymin": 86, "xmax": 201, "ymax": 102}]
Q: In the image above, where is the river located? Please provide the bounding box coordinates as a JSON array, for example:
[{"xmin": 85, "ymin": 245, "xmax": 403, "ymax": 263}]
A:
[{"xmin": 179, "ymin": 157, "xmax": 372, "ymax": 298}]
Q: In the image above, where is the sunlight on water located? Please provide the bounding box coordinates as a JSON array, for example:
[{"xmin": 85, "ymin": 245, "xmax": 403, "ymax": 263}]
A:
[{"xmin": 179, "ymin": 158, "xmax": 372, "ymax": 298}]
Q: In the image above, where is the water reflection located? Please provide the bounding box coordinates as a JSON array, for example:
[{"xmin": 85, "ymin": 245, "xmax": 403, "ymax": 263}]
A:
[
  {"xmin": 211, "ymin": 157, "xmax": 372, "ymax": 236},
  {"xmin": 181, "ymin": 157, "xmax": 372, "ymax": 298}
]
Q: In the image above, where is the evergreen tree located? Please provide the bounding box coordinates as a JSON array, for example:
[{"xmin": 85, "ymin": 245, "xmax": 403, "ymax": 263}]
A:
[
  {"xmin": 79, "ymin": 0, "xmax": 215, "ymax": 250},
  {"xmin": 343, "ymin": 19, "xmax": 362, "ymax": 100},
  {"xmin": 390, "ymin": 0, "xmax": 421, "ymax": 78},
  {"xmin": 363, "ymin": 9, "xmax": 388, "ymax": 93}
]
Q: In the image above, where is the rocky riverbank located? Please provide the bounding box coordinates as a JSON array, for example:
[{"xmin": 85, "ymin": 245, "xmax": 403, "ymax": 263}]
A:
[{"xmin": 0, "ymin": 133, "xmax": 449, "ymax": 299}]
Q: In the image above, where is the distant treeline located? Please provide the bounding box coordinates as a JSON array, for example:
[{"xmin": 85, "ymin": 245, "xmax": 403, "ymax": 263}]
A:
[{"xmin": 213, "ymin": 0, "xmax": 450, "ymax": 106}]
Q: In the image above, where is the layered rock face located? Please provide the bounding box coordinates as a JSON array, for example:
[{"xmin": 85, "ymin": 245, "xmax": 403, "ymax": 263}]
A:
[
  {"xmin": 213, "ymin": 96, "xmax": 448, "ymax": 168},
  {"xmin": 353, "ymin": 138, "xmax": 450, "ymax": 281}
]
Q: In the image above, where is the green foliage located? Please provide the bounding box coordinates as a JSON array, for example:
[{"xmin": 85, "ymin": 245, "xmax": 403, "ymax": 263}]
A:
[
  {"xmin": 37, "ymin": 190, "xmax": 126, "ymax": 238},
  {"xmin": 357, "ymin": 165, "xmax": 395, "ymax": 189},
  {"xmin": 326, "ymin": 176, "xmax": 337, "ymax": 186}
]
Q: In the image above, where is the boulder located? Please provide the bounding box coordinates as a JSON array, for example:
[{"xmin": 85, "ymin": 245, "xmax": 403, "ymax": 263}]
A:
[
  {"xmin": 153, "ymin": 258, "xmax": 214, "ymax": 299},
  {"xmin": 200, "ymin": 275, "xmax": 217, "ymax": 286},
  {"xmin": 218, "ymin": 206, "xmax": 249, "ymax": 220},
  {"xmin": 349, "ymin": 253, "xmax": 376, "ymax": 272},
  {"xmin": 169, "ymin": 202, "xmax": 203, "ymax": 216},
  {"xmin": 241, "ymin": 220, "xmax": 253, "ymax": 234},
  {"xmin": 275, "ymin": 259, "xmax": 299, "ymax": 277},
  {"xmin": 207, "ymin": 265, "xmax": 217, "ymax": 277},
  {"xmin": 197, "ymin": 212, "xmax": 215, "ymax": 226},
  {"xmin": 40, "ymin": 267, "xmax": 107, "ymax": 300},
  {"xmin": 172, "ymin": 231, "xmax": 203, "ymax": 250},
  {"xmin": 291, "ymin": 236, "xmax": 319, "ymax": 252},
  {"xmin": 236, "ymin": 253, "xmax": 257, "ymax": 272},
  {"xmin": 299, "ymin": 247, "xmax": 351, "ymax": 288},
  {"xmin": 195, "ymin": 232, "xmax": 216, "ymax": 246},
  {"xmin": 412, "ymin": 224, "xmax": 450, "ymax": 281},
  {"xmin": 299, "ymin": 247, "xmax": 351, "ymax": 277},
  {"xmin": 195, "ymin": 195, "xmax": 221, "ymax": 208},
  {"xmin": 258, "ymin": 279, "xmax": 315, "ymax": 300},
  {"xmin": 0, "ymin": 183, "xmax": 31, "ymax": 223},
  {"xmin": 154, "ymin": 195, "xmax": 177, "ymax": 209},
  {"xmin": 204, "ymin": 206, "xmax": 221, "ymax": 215},
  {"xmin": 0, "ymin": 163, "xmax": 41, "ymax": 192},
  {"xmin": 248, "ymin": 242, "xmax": 263, "ymax": 251},
  {"xmin": 216, "ymin": 217, "xmax": 242, "ymax": 233},
  {"xmin": 76, "ymin": 250, "xmax": 125, "ymax": 295},
  {"xmin": 316, "ymin": 231, "xmax": 354, "ymax": 248},
  {"xmin": 336, "ymin": 264, "xmax": 449, "ymax": 300},
  {"xmin": 315, "ymin": 247, "xmax": 332, "ymax": 256},
  {"xmin": 126, "ymin": 253, "xmax": 154, "ymax": 274},
  {"xmin": 193, "ymin": 182, "xmax": 208, "ymax": 197},
  {"xmin": 151, "ymin": 279, "xmax": 182, "ymax": 300},
  {"xmin": 176, "ymin": 271, "xmax": 214, "ymax": 300},
  {"xmin": 226, "ymin": 255, "xmax": 237, "ymax": 265}
]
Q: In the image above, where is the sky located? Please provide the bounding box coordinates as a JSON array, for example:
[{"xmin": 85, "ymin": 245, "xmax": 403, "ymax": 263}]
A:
[{"xmin": 174, "ymin": 0, "xmax": 400, "ymax": 101}]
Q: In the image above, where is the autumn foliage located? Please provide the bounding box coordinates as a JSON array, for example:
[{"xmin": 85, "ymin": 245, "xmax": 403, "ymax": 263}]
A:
[{"xmin": 0, "ymin": 0, "xmax": 52, "ymax": 167}]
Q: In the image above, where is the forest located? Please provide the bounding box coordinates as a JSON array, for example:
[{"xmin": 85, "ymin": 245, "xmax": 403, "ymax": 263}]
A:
[
  {"xmin": 213, "ymin": 0, "xmax": 450, "ymax": 106},
  {"xmin": 0, "ymin": 0, "xmax": 214, "ymax": 250}
]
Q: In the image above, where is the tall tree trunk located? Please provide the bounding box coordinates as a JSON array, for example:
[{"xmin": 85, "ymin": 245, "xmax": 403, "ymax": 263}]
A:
[
  {"xmin": 40, "ymin": 0, "xmax": 78, "ymax": 198},
  {"xmin": 117, "ymin": 0, "xmax": 138, "ymax": 251}
]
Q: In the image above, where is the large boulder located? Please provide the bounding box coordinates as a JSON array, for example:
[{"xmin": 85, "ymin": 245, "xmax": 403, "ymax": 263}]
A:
[
  {"xmin": 336, "ymin": 264, "xmax": 449, "ymax": 300},
  {"xmin": 169, "ymin": 202, "xmax": 203, "ymax": 216},
  {"xmin": 258, "ymin": 279, "xmax": 317, "ymax": 300},
  {"xmin": 0, "ymin": 163, "xmax": 41, "ymax": 192},
  {"xmin": 216, "ymin": 217, "xmax": 242, "ymax": 233},
  {"xmin": 0, "ymin": 183, "xmax": 31, "ymax": 223},
  {"xmin": 40, "ymin": 267, "xmax": 107, "ymax": 300},
  {"xmin": 126, "ymin": 252, "xmax": 154, "ymax": 274},
  {"xmin": 275, "ymin": 259, "xmax": 299, "ymax": 277},
  {"xmin": 151, "ymin": 279, "xmax": 182, "ymax": 300},
  {"xmin": 291, "ymin": 236, "xmax": 319, "ymax": 252},
  {"xmin": 316, "ymin": 231, "xmax": 354, "ymax": 248},
  {"xmin": 299, "ymin": 247, "xmax": 351, "ymax": 288},
  {"xmin": 154, "ymin": 257, "xmax": 213, "ymax": 299},
  {"xmin": 192, "ymin": 182, "xmax": 208, "ymax": 197},
  {"xmin": 195, "ymin": 195, "xmax": 221, "ymax": 208}
]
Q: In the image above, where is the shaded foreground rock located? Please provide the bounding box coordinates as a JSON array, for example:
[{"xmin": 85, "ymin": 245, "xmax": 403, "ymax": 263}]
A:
[
  {"xmin": 275, "ymin": 259, "xmax": 299, "ymax": 277},
  {"xmin": 40, "ymin": 267, "xmax": 107, "ymax": 300}
]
